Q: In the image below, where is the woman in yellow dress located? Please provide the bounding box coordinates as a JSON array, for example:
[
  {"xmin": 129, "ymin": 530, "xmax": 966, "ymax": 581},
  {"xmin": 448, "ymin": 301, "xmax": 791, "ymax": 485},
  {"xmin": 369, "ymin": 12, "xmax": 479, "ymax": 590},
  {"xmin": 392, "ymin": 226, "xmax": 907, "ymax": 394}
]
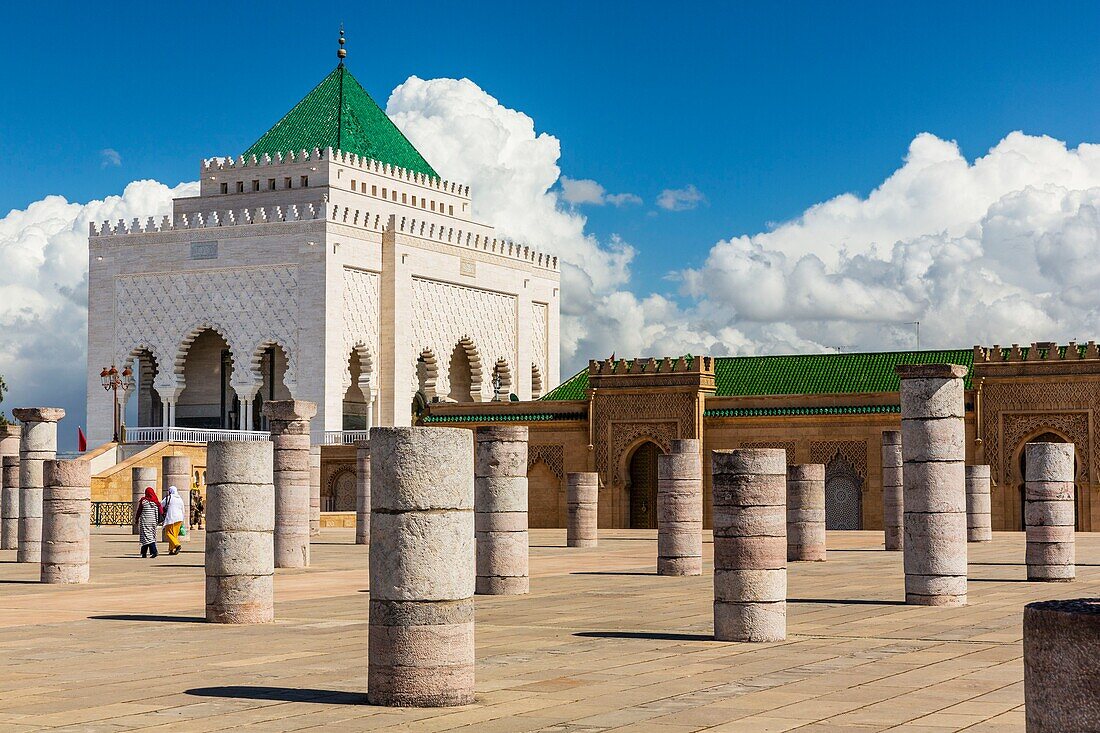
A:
[{"xmin": 161, "ymin": 485, "xmax": 185, "ymax": 555}]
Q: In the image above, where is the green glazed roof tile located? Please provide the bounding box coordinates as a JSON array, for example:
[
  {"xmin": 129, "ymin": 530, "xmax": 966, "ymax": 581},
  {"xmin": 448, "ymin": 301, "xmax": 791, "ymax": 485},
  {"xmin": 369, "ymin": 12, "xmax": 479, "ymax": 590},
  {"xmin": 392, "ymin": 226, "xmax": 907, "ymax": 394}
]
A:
[
  {"xmin": 541, "ymin": 349, "xmax": 974, "ymax": 401},
  {"xmin": 244, "ymin": 65, "xmax": 438, "ymax": 178}
]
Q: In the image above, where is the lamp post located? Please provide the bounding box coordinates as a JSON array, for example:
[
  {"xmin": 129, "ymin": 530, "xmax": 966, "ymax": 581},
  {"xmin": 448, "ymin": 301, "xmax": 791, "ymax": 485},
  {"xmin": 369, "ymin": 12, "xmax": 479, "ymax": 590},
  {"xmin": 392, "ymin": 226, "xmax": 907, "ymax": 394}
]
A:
[{"xmin": 100, "ymin": 365, "xmax": 134, "ymax": 443}]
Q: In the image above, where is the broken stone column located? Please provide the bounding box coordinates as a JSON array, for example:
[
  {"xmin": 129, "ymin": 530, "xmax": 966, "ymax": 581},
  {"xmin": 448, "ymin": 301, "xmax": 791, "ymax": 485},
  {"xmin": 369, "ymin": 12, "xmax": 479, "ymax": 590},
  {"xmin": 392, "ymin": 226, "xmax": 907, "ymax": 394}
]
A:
[
  {"xmin": 1023, "ymin": 598, "xmax": 1100, "ymax": 732},
  {"xmin": 897, "ymin": 364, "xmax": 968, "ymax": 607},
  {"xmin": 205, "ymin": 441, "xmax": 275, "ymax": 624},
  {"xmin": 965, "ymin": 464, "xmax": 992, "ymax": 543},
  {"xmin": 787, "ymin": 463, "xmax": 826, "ymax": 562},
  {"xmin": 355, "ymin": 440, "xmax": 370, "ymax": 545},
  {"xmin": 41, "ymin": 459, "xmax": 91, "ymax": 584},
  {"xmin": 712, "ymin": 448, "xmax": 786, "ymax": 642},
  {"xmin": 131, "ymin": 466, "xmax": 157, "ymax": 536},
  {"xmin": 1, "ymin": 455, "xmax": 18, "ymax": 550},
  {"xmin": 0, "ymin": 424, "xmax": 19, "ymax": 549},
  {"xmin": 368, "ymin": 427, "xmax": 475, "ymax": 707},
  {"xmin": 567, "ymin": 472, "xmax": 598, "ymax": 547},
  {"xmin": 162, "ymin": 455, "xmax": 191, "ymax": 542},
  {"xmin": 1025, "ymin": 443, "xmax": 1075, "ymax": 582},
  {"xmin": 474, "ymin": 426, "xmax": 529, "ymax": 595},
  {"xmin": 14, "ymin": 408, "xmax": 64, "ymax": 563},
  {"xmin": 263, "ymin": 400, "xmax": 316, "ymax": 569},
  {"xmin": 309, "ymin": 445, "xmax": 321, "ymax": 536},
  {"xmin": 657, "ymin": 439, "xmax": 702, "ymax": 575},
  {"xmin": 882, "ymin": 430, "xmax": 903, "ymax": 551}
]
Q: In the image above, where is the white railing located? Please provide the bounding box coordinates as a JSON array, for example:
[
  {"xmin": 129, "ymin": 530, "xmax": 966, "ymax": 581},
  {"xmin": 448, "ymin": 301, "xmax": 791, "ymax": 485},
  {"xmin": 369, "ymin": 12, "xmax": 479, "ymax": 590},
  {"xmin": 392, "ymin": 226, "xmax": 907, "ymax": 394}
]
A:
[
  {"xmin": 126, "ymin": 427, "xmax": 271, "ymax": 444},
  {"xmin": 322, "ymin": 430, "xmax": 370, "ymax": 445}
]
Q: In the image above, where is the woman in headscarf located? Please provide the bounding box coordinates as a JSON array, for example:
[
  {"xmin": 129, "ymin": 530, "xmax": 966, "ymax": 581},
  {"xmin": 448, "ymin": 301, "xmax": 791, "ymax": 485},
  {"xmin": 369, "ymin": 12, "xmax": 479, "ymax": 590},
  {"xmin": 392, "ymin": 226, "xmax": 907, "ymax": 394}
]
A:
[
  {"xmin": 162, "ymin": 485, "xmax": 185, "ymax": 556},
  {"xmin": 134, "ymin": 487, "xmax": 162, "ymax": 558}
]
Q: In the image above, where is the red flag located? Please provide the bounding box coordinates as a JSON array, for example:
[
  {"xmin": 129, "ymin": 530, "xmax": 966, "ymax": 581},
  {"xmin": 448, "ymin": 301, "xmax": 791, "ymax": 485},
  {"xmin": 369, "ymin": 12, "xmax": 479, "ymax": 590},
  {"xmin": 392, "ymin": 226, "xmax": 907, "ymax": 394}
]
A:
[{"xmin": 77, "ymin": 427, "xmax": 87, "ymax": 453}]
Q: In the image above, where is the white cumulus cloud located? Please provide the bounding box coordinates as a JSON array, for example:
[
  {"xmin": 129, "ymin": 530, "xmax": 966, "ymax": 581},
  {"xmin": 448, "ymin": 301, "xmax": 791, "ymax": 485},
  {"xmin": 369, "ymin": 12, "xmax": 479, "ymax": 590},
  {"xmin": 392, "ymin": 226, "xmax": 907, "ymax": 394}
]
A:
[
  {"xmin": 657, "ymin": 184, "xmax": 706, "ymax": 211},
  {"xmin": 560, "ymin": 176, "xmax": 642, "ymax": 207},
  {"xmin": 0, "ymin": 180, "xmax": 195, "ymax": 435}
]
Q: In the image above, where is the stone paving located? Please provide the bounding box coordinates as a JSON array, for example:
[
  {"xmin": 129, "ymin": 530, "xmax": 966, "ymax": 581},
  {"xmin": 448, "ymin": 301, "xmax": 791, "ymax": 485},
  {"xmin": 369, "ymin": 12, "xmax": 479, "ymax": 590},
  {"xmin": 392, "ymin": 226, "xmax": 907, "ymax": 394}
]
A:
[{"xmin": 1, "ymin": 527, "xmax": 1097, "ymax": 731}]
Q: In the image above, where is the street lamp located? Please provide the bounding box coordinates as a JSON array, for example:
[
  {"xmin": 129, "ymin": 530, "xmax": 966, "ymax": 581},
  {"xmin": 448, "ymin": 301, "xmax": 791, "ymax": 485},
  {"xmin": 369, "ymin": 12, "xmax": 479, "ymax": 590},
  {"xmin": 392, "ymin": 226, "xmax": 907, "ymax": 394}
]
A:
[{"xmin": 100, "ymin": 364, "xmax": 135, "ymax": 443}]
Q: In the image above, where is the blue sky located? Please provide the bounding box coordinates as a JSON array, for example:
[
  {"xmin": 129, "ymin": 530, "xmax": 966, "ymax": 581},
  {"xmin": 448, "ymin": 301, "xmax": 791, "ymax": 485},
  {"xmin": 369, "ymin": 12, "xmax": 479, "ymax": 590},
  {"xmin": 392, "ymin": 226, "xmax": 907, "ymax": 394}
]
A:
[{"xmin": 3, "ymin": 1, "xmax": 1100, "ymax": 290}]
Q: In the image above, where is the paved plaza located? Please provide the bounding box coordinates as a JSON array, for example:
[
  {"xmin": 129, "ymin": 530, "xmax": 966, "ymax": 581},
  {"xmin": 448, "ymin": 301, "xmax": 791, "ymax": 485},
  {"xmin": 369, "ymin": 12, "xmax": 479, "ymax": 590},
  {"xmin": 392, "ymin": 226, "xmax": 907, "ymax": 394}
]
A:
[{"xmin": 1, "ymin": 528, "xmax": 1095, "ymax": 732}]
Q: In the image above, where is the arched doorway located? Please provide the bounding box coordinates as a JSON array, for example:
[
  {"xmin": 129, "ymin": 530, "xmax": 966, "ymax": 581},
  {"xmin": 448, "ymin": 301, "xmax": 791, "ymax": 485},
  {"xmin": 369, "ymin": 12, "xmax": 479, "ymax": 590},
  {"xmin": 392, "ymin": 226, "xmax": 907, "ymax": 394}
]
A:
[
  {"xmin": 627, "ymin": 441, "xmax": 661, "ymax": 529},
  {"xmin": 1017, "ymin": 432, "xmax": 1080, "ymax": 531},
  {"xmin": 176, "ymin": 329, "xmax": 237, "ymax": 429},
  {"xmin": 324, "ymin": 468, "xmax": 356, "ymax": 512},
  {"xmin": 825, "ymin": 453, "xmax": 863, "ymax": 529}
]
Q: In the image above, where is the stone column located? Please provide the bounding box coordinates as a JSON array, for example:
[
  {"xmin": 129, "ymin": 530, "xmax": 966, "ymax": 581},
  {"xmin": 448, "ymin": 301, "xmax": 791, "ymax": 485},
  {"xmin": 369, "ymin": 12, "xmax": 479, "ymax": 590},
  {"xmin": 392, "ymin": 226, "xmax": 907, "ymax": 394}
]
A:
[
  {"xmin": 263, "ymin": 400, "xmax": 316, "ymax": 569},
  {"xmin": 131, "ymin": 466, "xmax": 157, "ymax": 536},
  {"xmin": 309, "ymin": 445, "xmax": 321, "ymax": 536},
  {"xmin": 0, "ymin": 425, "xmax": 19, "ymax": 548},
  {"xmin": 787, "ymin": 463, "xmax": 826, "ymax": 562},
  {"xmin": 1025, "ymin": 443, "xmax": 1075, "ymax": 582},
  {"xmin": 657, "ymin": 439, "xmax": 702, "ymax": 575},
  {"xmin": 882, "ymin": 430, "xmax": 903, "ymax": 551},
  {"xmin": 567, "ymin": 472, "xmax": 598, "ymax": 547},
  {"xmin": 1023, "ymin": 598, "xmax": 1100, "ymax": 732},
  {"xmin": 474, "ymin": 426, "xmax": 529, "ymax": 595},
  {"xmin": 1, "ymin": 456, "xmax": 18, "ymax": 550},
  {"xmin": 965, "ymin": 464, "xmax": 992, "ymax": 543},
  {"xmin": 368, "ymin": 427, "xmax": 475, "ymax": 707},
  {"xmin": 897, "ymin": 364, "xmax": 968, "ymax": 607},
  {"xmin": 355, "ymin": 440, "xmax": 370, "ymax": 545},
  {"xmin": 162, "ymin": 456, "xmax": 191, "ymax": 543},
  {"xmin": 205, "ymin": 441, "xmax": 275, "ymax": 624},
  {"xmin": 41, "ymin": 459, "xmax": 91, "ymax": 584},
  {"xmin": 712, "ymin": 448, "xmax": 786, "ymax": 642},
  {"xmin": 14, "ymin": 408, "xmax": 64, "ymax": 563}
]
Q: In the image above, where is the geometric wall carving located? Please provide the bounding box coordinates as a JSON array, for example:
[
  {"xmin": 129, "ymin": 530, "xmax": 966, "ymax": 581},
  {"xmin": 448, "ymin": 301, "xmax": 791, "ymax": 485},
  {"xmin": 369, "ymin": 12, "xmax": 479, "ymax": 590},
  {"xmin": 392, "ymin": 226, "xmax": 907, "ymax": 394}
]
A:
[
  {"xmin": 810, "ymin": 440, "xmax": 868, "ymax": 479},
  {"xmin": 409, "ymin": 277, "xmax": 517, "ymax": 401},
  {"xmin": 531, "ymin": 301, "xmax": 548, "ymax": 387},
  {"xmin": 528, "ymin": 443, "xmax": 564, "ymax": 480},
  {"xmin": 342, "ymin": 267, "xmax": 381, "ymax": 388},
  {"xmin": 115, "ymin": 265, "xmax": 299, "ymax": 395}
]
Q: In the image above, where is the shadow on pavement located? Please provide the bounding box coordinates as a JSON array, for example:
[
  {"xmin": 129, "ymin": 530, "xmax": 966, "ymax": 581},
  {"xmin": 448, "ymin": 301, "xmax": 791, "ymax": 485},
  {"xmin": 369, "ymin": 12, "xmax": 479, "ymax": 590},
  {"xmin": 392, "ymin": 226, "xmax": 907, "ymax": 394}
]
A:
[
  {"xmin": 788, "ymin": 598, "xmax": 907, "ymax": 606},
  {"xmin": 90, "ymin": 614, "xmax": 206, "ymax": 623},
  {"xmin": 574, "ymin": 631, "xmax": 713, "ymax": 642},
  {"xmin": 186, "ymin": 686, "xmax": 365, "ymax": 704},
  {"xmin": 572, "ymin": 571, "xmax": 653, "ymax": 577}
]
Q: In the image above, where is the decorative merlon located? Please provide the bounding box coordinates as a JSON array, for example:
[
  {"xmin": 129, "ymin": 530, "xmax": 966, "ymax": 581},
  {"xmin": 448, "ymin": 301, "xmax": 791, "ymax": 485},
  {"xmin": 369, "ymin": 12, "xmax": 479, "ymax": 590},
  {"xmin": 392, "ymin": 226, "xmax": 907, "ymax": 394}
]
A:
[{"xmin": 972, "ymin": 341, "xmax": 1100, "ymax": 362}]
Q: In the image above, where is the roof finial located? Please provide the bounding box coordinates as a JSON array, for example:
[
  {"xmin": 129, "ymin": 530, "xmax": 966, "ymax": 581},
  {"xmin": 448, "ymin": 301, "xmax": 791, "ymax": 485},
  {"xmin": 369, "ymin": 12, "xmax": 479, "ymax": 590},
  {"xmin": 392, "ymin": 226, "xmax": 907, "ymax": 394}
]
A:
[{"xmin": 337, "ymin": 24, "xmax": 347, "ymax": 65}]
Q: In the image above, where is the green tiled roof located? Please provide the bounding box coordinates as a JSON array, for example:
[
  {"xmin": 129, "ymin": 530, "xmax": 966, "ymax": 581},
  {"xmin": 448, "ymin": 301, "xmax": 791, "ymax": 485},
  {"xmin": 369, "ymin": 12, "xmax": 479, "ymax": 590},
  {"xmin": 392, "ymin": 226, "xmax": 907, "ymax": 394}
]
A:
[
  {"xmin": 243, "ymin": 65, "xmax": 438, "ymax": 178},
  {"xmin": 704, "ymin": 405, "xmax": 902, "ymax": 418},
  {"xmin": 423, "ymin": 413, "xmax": 584, "ymax": 424},
  {"xmin": 542, "ymin": 349, "xmax": 974, "ymax": 401}
]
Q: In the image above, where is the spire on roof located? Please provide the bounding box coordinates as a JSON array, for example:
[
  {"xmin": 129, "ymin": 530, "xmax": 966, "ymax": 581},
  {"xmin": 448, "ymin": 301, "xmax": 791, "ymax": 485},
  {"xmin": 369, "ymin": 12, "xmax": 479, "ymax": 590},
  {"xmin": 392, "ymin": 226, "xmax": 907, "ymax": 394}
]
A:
[{"xmin": 337, "ymin": 24, "xmax": 347, "ymax": 66}]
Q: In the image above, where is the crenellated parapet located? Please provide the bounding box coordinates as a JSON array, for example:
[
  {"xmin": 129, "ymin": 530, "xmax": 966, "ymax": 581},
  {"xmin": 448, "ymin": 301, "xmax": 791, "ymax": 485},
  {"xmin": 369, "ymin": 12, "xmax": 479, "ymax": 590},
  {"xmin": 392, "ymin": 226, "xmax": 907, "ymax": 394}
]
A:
[
  {"xmin": 202, "ymin": 146, "xmax": 470, "ymax": 197},
  {"xmin": 973, "ymin": 341, "xmax": 1100, "ymax": 363},
  {"xmin": 89, "ymin": 202, "xmax": 325, "ymax": 237},
  {"xmin": 588, "ymin": 356, "xmax": 716, "ymax": 393},
  {"xmin": 87, "ymin": 198, "xmax": 558, "ymax": 272},
  {"xmin": 387, "ymin": 214, "xmax": 558, "ymax": 271},
  {"xmin": 589, "ymin": 356, "xmax": 713, "ymax": 376}
]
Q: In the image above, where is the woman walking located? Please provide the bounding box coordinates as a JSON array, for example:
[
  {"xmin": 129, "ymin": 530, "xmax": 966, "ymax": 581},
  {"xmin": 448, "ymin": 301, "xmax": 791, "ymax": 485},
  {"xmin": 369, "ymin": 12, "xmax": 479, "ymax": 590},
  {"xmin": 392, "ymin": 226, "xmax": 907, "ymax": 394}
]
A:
[
  {"xmin": 162, "ymin": 485, "xmax": 185, "ymax": 556},
  {"xmin": 134, "ymin": 487, "xmax": 162, "ymax": 558}
]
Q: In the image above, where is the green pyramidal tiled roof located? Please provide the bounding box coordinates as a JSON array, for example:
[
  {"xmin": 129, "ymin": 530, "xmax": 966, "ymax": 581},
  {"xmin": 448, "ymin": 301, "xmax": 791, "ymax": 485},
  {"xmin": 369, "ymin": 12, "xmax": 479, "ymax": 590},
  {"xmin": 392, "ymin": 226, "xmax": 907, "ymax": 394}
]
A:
[
  {"xmin": 243, "ymin": 65, "xmax": 439, "ymax": 179},
  {"xmin": 541, "ymin": 349, "xmax": 974, "ymax": 401}
]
